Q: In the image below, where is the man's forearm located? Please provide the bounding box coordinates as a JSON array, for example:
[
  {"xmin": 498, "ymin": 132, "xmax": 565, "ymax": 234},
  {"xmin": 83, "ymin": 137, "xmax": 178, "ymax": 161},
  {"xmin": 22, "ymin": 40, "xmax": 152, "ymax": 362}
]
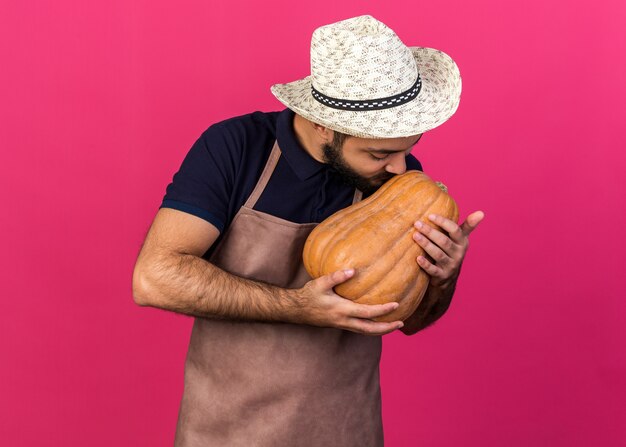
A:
[
  {"xmin": 400, "ymin": 280, "xmax": 456, "ymax": 335},
  {"xmin": 133, "ymin": 253, "xmax": 300, "ymax": 322}
]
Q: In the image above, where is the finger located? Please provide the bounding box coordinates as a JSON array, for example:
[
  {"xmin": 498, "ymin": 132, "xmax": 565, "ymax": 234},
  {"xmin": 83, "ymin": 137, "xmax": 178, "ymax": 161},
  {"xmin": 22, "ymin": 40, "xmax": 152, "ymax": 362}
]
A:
[
  {"xmin": 423, "ymin": 214, "xmax": 465, "ymax": 244},
  {"xmin": 460, "ymin": 211, "xmax": 485, "ymax": 236},
  {"xmin": 348, "ymin": 301, "xmax": 400, "ymax": 320},
  {"xmin": 414, "ymin": 221, "xmax": 455, "ymax": 262},
  {"xmin": 417, "ymin": 255, "xmax": 445, "ymax": 277},
  {"xmin": 315, "ymin": 269, "xmax": 355, "ymax": 291},
  {"xmin": 344, "ymin": 318, "xmax": 404, "ymax": 336}
]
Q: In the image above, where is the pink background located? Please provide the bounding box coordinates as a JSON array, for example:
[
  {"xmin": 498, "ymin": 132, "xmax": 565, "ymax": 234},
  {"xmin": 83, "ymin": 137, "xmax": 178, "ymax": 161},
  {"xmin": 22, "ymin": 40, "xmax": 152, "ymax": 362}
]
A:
[{"xmin": 1, "ymin": 0, "xmax": 625, "ymax": 445}]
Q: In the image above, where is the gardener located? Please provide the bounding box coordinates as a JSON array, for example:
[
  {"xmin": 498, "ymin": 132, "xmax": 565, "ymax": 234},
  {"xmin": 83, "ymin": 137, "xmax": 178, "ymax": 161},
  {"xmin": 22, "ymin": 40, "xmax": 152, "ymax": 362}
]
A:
[{"xmin": 132, "ymin": 15, "xmax": 484, "ymax": 447}]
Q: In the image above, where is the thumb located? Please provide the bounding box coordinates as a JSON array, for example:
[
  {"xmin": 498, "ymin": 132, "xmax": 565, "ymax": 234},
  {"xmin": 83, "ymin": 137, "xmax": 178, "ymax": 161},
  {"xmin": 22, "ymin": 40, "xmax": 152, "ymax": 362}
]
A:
[
  {"xmin": 461, "ymin": 211, "xmax": 485, "ymax": 236},
  {"xmin": 316, "ymin": 269, "xmax": 355, "ymax": 291}
]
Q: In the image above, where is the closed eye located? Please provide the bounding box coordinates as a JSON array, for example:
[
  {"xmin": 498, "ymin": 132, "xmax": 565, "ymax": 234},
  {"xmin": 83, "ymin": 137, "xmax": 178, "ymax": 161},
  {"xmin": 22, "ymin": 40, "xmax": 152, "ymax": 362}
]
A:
[{"xmin": 369, "ymin": 153, "xmax": 390, "ymax": 160}]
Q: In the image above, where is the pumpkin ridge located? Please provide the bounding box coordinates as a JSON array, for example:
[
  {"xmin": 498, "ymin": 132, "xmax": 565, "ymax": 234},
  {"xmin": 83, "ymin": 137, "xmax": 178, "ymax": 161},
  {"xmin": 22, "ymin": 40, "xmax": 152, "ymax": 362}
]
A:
[
  {"xmin": 333, "ymin": 182, "xmax": 440, "ymax": 297},
  {"xmin": 375, "ymin": 270, "xmax": 429, "ymax": 322},
  {"xmin": 364, "ymin": 182, "xmax": 438, "ymax": 253},
  {"xmin": 303, "ymin": 175, "xmax": 409, "ymax": 275},
  {"xmin": 327, "ymin": 178, "xmax": 447, "ymax": 299},
  {"xmin": 302, "ymin": 170, "xmax": 459, "ymax": 321},
  {"xmin": 314, "ymin": 175, "xmax": 417, "ymax": 274},
  {"xmin": 335, "ymin": 173, "xmax": 428, "ymax": 233},
  {"xmin": 349, "ymin": 239, "xmax": 424, "ymax": 310},
  {"xmin": 370, "ymin": 269, "xmax": 425, "ymax": 321},
  {"xmin": 326, "ymin": 173, "xmax": 411, "ymax": 226},
  {"xmin": 313, "ymin": 172, "xmax": 437, "ymax": 278},
  {"xmin": 340, "ymin": 216, "xmax": 422, "ymax": 298}
]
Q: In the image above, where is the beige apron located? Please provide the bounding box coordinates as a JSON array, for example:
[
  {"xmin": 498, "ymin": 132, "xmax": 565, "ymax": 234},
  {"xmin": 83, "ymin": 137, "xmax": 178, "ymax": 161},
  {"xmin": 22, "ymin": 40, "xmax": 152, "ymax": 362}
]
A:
[{"xmin": 174, "ymin": 142, "xmax": 383, "ymax": 447}]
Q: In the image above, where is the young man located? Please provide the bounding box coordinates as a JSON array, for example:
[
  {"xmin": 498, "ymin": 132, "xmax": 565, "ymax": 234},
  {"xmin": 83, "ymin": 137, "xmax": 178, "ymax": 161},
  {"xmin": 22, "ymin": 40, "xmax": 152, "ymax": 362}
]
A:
[{"xmin": 133, "ymin": 15, "xmax": 484, "ymax": 447}]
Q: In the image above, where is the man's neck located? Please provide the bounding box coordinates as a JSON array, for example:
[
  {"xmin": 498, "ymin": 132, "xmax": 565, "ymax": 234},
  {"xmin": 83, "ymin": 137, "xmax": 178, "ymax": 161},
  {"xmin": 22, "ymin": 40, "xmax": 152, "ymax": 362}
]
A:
[{"xmin": 292, "ymin": 113, "xmax": 326, "ymax": 163}]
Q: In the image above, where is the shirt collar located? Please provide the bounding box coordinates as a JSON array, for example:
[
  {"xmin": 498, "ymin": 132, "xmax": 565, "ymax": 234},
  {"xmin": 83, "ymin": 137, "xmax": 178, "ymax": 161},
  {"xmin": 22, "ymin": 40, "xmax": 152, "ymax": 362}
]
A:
[{"xmin": 276, "ymin": 108, "xmax": 327, "ymax": 181}]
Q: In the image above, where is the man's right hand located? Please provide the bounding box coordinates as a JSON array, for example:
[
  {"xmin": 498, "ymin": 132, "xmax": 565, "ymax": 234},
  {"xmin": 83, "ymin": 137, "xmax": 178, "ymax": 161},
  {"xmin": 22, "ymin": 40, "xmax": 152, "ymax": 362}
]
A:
[{"xmin": 291, "ymin": 269, "xmax": 404, "ymax": 336}]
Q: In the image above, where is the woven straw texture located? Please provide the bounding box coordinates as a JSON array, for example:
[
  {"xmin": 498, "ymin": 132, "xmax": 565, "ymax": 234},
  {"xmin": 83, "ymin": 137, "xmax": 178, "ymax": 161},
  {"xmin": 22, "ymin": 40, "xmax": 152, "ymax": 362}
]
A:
[{"xmin": 271, "ymin": 16, "xmax": 462, "ymax": 138}]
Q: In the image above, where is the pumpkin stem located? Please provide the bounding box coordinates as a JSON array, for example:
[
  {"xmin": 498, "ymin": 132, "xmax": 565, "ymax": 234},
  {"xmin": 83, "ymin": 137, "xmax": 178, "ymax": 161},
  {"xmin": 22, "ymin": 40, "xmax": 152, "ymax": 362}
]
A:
[{"xmin": 435, "ymin": 181, "xmax": 448, "ymax": 193}]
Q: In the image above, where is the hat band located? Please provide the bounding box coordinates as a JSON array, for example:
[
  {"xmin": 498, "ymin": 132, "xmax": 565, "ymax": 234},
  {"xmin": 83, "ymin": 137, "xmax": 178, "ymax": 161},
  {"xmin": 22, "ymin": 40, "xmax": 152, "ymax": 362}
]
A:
[{"xmin": 311, "ymin": 74, "xmax": 422, "ymax": 111}]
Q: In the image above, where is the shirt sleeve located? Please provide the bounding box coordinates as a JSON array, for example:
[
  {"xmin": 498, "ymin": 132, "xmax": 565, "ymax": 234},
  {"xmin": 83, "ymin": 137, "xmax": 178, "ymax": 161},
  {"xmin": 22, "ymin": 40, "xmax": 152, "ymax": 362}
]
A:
[
  {"xmin": 406, "ymin": 153, "xmax": 423, "ymax": 171},
  {"xmin": 160, "ymin": 124, "xmax": 239, "ymax": 233}
]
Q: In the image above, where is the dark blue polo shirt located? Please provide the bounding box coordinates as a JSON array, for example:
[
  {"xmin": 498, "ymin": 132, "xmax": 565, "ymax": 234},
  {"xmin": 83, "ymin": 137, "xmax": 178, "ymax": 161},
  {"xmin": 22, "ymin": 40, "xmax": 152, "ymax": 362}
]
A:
[{"xmin": 160, "ymin": 108, "xmax": 423, "ymax": 257}]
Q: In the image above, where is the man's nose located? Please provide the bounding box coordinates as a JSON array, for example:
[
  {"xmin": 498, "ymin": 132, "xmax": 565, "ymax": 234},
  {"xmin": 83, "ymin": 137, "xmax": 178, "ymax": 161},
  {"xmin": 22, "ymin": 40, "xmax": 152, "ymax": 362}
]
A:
[{"xmin": 385, "ymin": 153, "xmax": 407, "ymax": 175}]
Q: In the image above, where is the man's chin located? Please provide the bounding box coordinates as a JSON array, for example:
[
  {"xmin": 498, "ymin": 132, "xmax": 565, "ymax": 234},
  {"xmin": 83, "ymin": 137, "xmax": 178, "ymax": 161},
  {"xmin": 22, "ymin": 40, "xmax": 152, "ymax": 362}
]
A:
[
  {"xmin": 360, "ymin": 176, "xmax": 393, "ymax": 195},
  {"xmin": 371, "ymin": 175, "xmax": 394, "ymax": 185}
]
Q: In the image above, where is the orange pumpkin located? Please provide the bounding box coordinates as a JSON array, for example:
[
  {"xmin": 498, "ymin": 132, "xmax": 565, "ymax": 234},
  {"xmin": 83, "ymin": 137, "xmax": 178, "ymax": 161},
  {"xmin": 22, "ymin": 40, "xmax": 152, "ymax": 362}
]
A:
[{"xmin": 302, "ymin": 170, "xmax": 459, "ymax": 322}]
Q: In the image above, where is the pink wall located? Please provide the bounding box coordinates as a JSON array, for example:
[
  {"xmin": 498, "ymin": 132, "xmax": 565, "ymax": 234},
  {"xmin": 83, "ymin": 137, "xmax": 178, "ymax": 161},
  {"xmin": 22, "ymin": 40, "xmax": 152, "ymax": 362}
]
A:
[{"xmin": 2, "ymin": 0, "xmax": 625, "ymax": 445}]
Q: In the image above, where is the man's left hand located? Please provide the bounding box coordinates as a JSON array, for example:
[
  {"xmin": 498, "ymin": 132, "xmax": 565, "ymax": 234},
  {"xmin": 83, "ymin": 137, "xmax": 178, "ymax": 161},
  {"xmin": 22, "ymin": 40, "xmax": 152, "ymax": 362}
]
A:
[{"xmin": 412, "ymin": 210, "xmax": 485, "ymax": 289}]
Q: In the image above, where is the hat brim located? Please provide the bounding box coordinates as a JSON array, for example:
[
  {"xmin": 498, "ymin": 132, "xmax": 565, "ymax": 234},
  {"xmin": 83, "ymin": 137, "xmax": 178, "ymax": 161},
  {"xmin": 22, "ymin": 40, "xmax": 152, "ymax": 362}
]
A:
[{"xmin": 271, "ymin": 47, "xmax": 462, "ymax": 139}]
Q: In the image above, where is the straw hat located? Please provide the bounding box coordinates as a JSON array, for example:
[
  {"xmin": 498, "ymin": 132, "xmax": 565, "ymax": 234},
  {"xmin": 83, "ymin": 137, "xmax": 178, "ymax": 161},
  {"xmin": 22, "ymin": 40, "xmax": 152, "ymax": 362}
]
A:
[{"xmin": 271, "ymin": 15, "xmax": 462, "ymax": 139}]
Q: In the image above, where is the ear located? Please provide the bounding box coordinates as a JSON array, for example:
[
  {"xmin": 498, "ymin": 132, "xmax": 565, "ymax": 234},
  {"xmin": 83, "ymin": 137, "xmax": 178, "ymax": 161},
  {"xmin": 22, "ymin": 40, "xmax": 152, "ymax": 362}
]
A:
[{"xmin": 311, "ymin": 122, "xmax": 334, "ymax": 144}]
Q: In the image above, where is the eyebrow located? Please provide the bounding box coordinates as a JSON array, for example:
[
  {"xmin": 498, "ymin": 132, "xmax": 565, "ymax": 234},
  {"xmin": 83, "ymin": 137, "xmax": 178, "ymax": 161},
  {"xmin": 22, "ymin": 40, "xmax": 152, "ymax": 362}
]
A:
[
  {"xmin": 366, "ymin": 148, "xmax": 408, "ymax": 154},
  {"xmin": 365, "ymin": 135, "xmax": 423, "ymax": 154}
]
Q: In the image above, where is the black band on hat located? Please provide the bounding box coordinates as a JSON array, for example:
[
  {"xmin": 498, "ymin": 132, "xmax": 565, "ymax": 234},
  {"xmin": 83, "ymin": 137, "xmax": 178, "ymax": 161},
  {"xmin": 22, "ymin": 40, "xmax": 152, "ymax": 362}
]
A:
[{"xmin": 311, "ymin": 75, "xmax": 422, "ymax": 111}]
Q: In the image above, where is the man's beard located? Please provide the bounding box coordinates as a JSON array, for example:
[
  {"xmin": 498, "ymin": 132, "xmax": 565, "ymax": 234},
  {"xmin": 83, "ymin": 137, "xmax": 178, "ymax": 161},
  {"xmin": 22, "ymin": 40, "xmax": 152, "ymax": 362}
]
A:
[{"xmin": 322, "ymin": 143, "xmax": 394, "ymax": 195}]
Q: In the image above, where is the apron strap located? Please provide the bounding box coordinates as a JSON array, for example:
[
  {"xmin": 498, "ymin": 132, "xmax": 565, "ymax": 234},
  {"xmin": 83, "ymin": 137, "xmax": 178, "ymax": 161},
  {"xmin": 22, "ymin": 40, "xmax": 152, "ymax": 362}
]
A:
[
  {"xmin": 244, "ymin": 141, "xmax": 282, "ymax": 208},
  {"xmin": 245, "ymin": 140, "xmax": 363, "ymax": 208}
]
